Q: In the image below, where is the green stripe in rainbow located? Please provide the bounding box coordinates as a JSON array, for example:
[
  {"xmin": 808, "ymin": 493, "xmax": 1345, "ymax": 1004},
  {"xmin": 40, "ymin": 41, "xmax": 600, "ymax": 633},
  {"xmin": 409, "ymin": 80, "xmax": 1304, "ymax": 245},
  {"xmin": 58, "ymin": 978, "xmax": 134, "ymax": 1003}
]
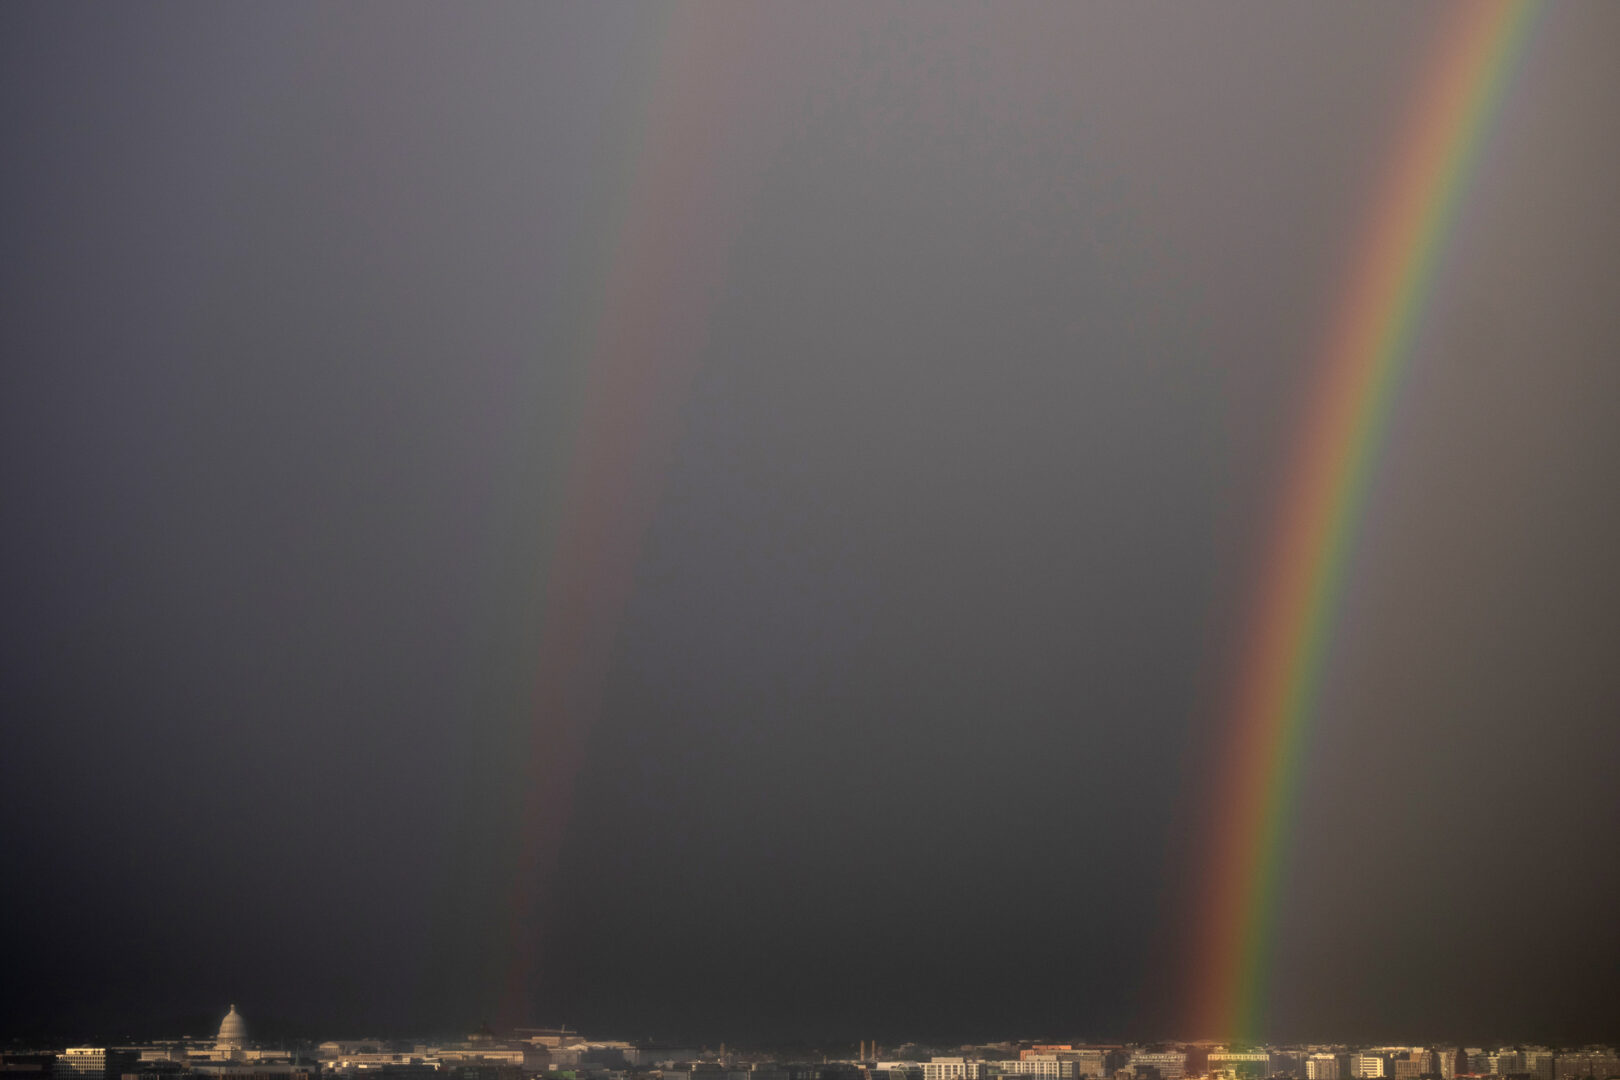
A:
[{"xmin": 1193, "ymin": 0, "xmax": 1541, "ymax": 1041}]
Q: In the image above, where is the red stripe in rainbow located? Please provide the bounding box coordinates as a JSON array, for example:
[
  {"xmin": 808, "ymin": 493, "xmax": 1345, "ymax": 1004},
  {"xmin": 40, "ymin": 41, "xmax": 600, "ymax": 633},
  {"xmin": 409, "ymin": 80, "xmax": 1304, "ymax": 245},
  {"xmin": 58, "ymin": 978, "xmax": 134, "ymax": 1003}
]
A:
[{"xmin": 1192, "ymin": 0, "xmax": 1540, "ymax": 1041}]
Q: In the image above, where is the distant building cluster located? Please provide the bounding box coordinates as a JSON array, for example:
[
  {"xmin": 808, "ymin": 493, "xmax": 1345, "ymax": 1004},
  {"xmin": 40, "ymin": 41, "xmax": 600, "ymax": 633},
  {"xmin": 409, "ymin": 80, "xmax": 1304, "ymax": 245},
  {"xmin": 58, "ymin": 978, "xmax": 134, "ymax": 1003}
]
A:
[{"xmin": 4, "ymin": 1008, "xmax": 1617, "ymax": 1080}]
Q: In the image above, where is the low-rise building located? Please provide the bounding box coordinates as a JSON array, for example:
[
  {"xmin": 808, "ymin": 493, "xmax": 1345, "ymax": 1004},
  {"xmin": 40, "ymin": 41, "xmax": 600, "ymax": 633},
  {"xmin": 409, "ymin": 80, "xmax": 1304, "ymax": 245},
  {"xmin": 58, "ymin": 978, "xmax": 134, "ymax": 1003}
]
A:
[
  {"xmin": 924, "ymin": 1060, "xmax": 985, "ymax": 1080},
  {"xmin": 1128, "ymin": 1053, "xmax": 1185, "ymax": 1080},
  {"xmin": 1208, "ymin": 1053, "xmax": 1269, "ymax": 1080},
  {"xmin": 993, "ymin": 1058, "xmax": 1073, "ymax": 1080},
  {"xmin": 1307, "ymin": 1054, "xmax": 1340, "ymax": 1080},
  {"xmin": 1350, "ymin": 1056, "xmax": 1384, "ymax": 1079}
]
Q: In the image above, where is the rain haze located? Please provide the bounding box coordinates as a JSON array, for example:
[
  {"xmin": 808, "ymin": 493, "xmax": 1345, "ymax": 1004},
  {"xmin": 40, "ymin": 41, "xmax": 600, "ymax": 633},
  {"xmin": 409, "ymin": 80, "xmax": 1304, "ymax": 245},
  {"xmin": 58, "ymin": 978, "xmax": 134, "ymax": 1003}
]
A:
[{"xmin": 3, "ymin": 0, "xmax": 1618, "ymax": 1050}]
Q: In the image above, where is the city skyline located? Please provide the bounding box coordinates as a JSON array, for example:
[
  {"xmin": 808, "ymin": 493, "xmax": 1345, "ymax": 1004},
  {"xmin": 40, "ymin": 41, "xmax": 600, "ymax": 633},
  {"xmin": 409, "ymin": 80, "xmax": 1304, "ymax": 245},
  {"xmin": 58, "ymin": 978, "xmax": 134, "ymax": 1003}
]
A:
[
  {"xmin": 11, "ymin": 1007, "xmax": 1619, "ymax": 1055},
  {"xmin": 12, "ymin": 1004, "xmax": 1620, "ymax": 1053},
  {"xmin": 19, "ymin": 1003, "xmax": 1620, "ymax": 1049}
]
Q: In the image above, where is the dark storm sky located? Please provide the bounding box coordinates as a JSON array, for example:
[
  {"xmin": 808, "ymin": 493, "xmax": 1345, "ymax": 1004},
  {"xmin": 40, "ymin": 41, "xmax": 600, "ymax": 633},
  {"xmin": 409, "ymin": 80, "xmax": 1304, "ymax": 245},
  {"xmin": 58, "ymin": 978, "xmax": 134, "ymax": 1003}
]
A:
[{"xmin": 4, "ymin": 1, "xmax": 1619, "ymax": 1048}]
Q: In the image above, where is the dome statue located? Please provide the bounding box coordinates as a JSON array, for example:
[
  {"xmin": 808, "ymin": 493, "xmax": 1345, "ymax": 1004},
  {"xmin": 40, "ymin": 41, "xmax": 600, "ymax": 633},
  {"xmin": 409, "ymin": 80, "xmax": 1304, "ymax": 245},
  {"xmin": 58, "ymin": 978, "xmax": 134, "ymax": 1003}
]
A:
[{"xmin": 216, "ymin": 1004, "xmax": 247, "ymax": 1049}]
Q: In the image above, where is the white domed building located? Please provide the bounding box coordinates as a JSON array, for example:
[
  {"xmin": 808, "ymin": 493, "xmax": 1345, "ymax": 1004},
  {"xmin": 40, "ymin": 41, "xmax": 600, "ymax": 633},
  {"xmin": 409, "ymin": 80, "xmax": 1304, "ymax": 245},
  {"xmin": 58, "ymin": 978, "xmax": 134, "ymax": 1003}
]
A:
[{"xmin": 215, "ymin": 1004, "xmax": 247, "ymax": 1052}]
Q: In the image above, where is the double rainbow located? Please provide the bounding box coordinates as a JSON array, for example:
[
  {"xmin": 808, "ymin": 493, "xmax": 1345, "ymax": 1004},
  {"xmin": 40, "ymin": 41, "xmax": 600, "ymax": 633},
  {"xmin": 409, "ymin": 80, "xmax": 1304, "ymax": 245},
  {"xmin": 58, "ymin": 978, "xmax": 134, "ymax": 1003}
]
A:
[
  {"xmin": 1192, "ymin": 1, "xmax": 1541, "ymax": 1040},
  {"xmin": 488, "ymin": 0, "xmax": 1542, "ymax": 1035}
]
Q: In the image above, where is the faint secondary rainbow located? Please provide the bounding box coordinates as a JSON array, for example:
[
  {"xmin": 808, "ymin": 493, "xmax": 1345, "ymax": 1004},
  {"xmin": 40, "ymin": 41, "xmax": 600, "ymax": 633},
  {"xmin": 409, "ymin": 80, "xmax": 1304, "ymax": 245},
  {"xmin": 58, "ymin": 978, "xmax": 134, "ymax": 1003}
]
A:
[
  {"xmin": 1192, "ymin": 1, "xmax": 1540, "ymax": 1040},
  {"xmin": 497, "ymin": 8, "xmax": 783, "ymax": 1025}
]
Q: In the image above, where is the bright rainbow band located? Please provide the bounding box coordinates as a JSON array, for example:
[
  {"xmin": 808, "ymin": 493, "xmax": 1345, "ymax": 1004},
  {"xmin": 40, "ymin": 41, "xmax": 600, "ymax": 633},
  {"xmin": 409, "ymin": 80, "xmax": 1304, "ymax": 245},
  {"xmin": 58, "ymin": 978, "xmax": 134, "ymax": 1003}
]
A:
[{"xmin": 1194, "ymin": 0, "xmax": 1541, "ymax": 1041}]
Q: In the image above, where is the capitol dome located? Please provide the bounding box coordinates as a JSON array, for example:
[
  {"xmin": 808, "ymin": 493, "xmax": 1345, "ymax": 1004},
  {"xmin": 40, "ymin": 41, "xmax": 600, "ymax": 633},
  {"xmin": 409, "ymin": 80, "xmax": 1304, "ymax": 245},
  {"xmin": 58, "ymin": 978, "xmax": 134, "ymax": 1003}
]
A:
[{"xmin": 216, "ymin": 1004, "xmax": 247, "ymax": 1049}]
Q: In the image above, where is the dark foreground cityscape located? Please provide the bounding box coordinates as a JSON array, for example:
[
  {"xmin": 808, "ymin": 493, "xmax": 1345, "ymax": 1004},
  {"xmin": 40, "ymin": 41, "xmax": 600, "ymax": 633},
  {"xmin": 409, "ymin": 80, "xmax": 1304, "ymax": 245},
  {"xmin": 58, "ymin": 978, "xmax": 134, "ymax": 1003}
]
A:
[{"xmin": 7, "ymin": 1009, "xmax": 1618, "ymax": 1080}]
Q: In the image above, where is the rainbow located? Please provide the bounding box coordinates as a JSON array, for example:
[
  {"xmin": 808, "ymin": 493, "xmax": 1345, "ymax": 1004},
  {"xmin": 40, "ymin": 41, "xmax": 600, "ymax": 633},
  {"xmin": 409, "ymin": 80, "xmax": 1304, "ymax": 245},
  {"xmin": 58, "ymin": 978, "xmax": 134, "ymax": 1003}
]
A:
[
  {"xmin": 1192, "ymin": 0, "xmax": 1541, "ymax": 1041},
  {"xmin": 498, "ymin": 7, "xmax": 784, "ymax": 1024}
]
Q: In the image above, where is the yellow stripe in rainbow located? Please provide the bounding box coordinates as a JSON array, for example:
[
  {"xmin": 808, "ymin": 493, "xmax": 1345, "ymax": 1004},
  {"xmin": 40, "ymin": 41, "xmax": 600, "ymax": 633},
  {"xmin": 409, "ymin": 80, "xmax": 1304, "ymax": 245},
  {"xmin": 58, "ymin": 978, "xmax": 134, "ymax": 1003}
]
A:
[{"xmin": 1193, "ymin": 0, "xmax": 1540, "ymax": 1041}]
